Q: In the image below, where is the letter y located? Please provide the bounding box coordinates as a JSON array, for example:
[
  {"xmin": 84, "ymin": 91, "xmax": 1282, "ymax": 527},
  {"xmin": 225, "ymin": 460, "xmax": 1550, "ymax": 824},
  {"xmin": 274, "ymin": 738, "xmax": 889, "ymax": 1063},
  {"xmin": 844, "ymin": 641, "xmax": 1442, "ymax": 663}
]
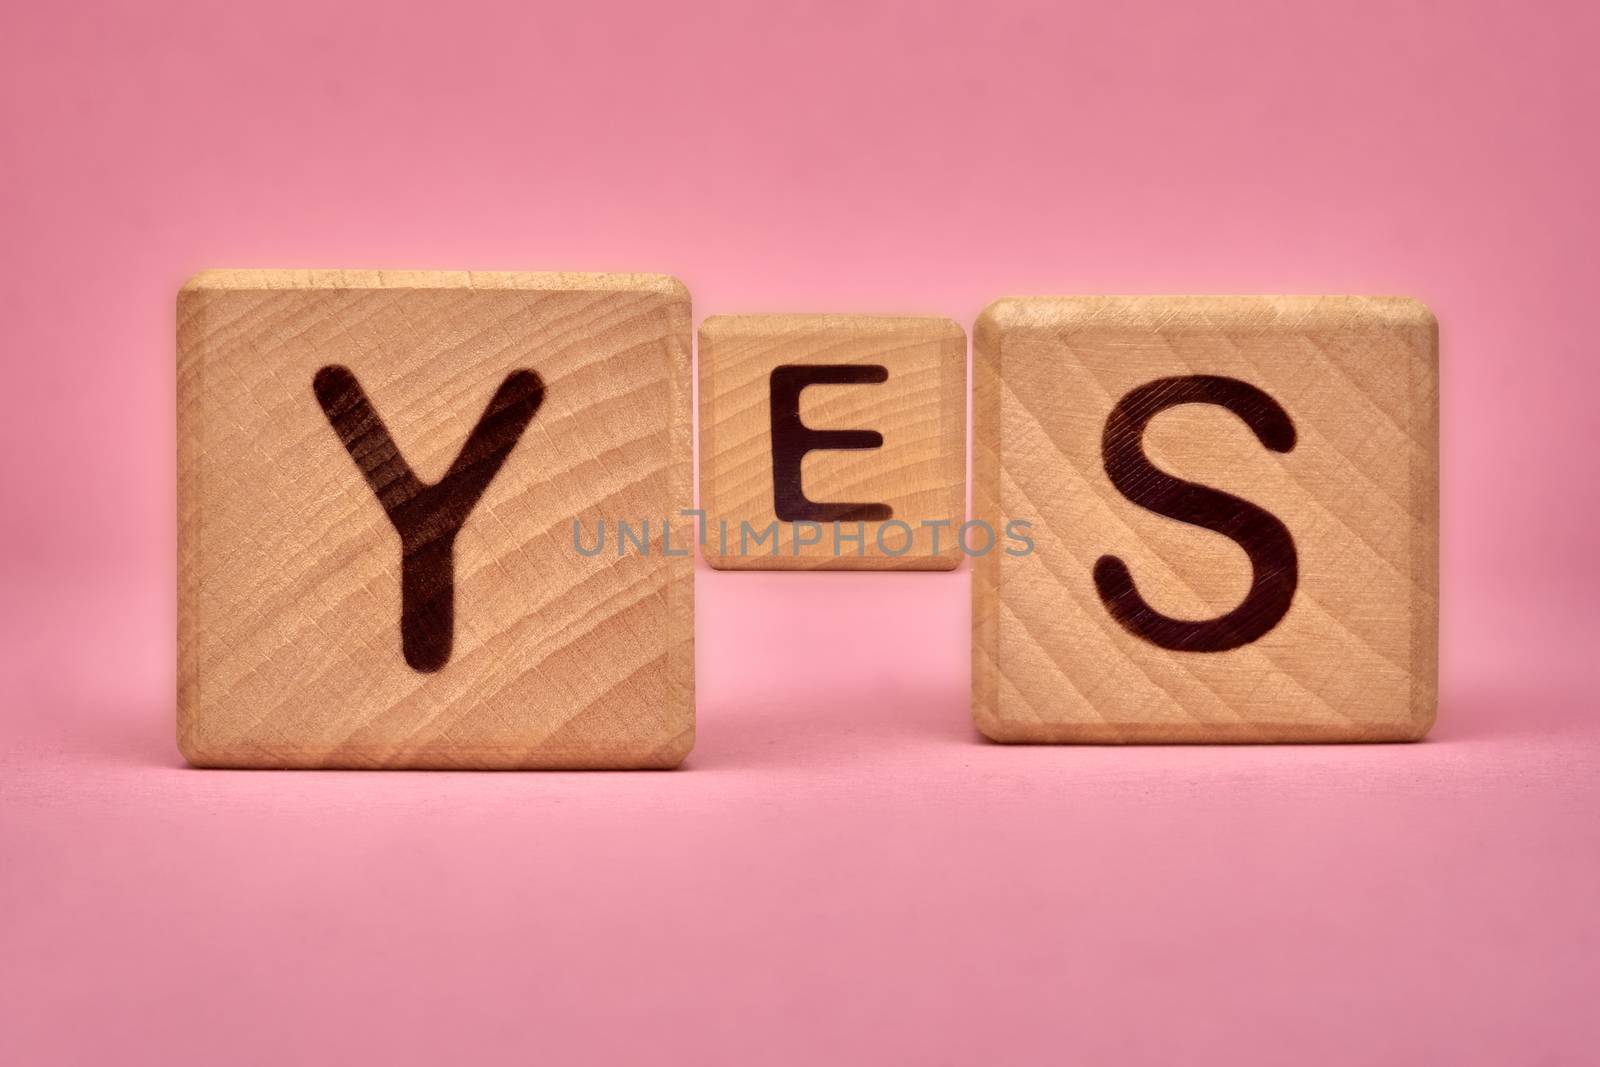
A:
[{"xmin": 313, "ymin": 366, "xmax": 545, "ymax": 672}]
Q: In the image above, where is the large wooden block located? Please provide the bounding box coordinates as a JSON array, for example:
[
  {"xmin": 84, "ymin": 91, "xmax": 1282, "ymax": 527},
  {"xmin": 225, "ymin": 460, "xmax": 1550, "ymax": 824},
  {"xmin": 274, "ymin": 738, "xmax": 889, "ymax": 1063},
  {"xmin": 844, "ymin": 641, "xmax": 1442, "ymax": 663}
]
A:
[
  {"xmin": 972, "ymin": 296, "xmax": 1438, "ymax": 742},
  {"xmin": 178, "ymin": 271, "xmax": 694, "ymax": 768},
  {"xmin": 699, "ymin": 314, "xmax": 966, "ymax": 569}
]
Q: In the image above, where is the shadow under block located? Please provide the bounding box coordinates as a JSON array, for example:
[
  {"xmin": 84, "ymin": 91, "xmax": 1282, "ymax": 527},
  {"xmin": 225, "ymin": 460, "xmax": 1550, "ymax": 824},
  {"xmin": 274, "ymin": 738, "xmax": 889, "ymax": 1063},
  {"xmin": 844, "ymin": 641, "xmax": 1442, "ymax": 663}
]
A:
[
  {"xmin": 698, "ymin": 314, "xmax": 966, "ymax": 570},
  {"xmin": 972, "ymin": 296, "xmax": 1438, "ymax": 743},
  {"xmin": 178, "ymin": 271, "xmax": 694, "ymax": 768}
]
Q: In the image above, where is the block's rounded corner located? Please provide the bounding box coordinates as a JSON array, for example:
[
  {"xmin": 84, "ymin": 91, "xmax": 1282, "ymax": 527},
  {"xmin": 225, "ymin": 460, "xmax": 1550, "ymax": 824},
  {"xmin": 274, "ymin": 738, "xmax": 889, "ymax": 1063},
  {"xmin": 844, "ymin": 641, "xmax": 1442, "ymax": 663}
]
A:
[
  {"xmin": 927, "ymin": 315, "xmax": 968, "ymax": 344},
  {"xmin": 972, "ymin": 702, "xmax": 1028, "ymax": 744},
  {"xmin": 654, "ymin": 726, "xmax": 696, "ymax": 769},
  {"xmin": 176, "ymin": 726, "xmax": 223, "ymax": 768},
  {"xmin": 178, "ymin": 270, "xmax": 236, "ymax": 314},
  {"xmin": 701, "ymin": 549, "xmax": 740, "ymax": 571},
  {"xmin": 644, "ymin": 272, "xmax": 692, "ymax": 304},
  {"xmin": 1403, "ymin": 687, "xmax": 1439, "ymax": 742},
  {"xmin": 973, "ymin": 297, "xmax": 1031, "ymax": 341},
  {"xmin": 1367, "ymin": 297, "xmax": 1440, "ymax": 376},
  {"xmin": 1371, "ymin": 295, "xmax": 1438, "ymax": 332},
  {"xmin": 1401, "ymin": 716, "xmax": 1437, "ymax": 743},
  {"xmin": 179, "ymin": 269, "xmax": 232, "ymax": 294},
  {"xmin": 697, "ymin": 314, "xmax": 740, "ymax": 343}
]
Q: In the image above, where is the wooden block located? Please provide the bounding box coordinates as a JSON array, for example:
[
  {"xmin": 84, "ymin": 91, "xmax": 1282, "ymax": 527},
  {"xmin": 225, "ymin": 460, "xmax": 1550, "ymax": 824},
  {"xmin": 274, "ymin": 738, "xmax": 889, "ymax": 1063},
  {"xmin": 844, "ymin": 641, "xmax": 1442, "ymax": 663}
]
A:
[
  {"xmin": 178, "ymin": 270, "xmax": 694, "ymax": 768},
  {"xmin": 699, "ymin": 314, "xmax": 966, "ymax": 569},
  {"xmin": 972, "ymin": 296, "xmax": 1438, "ymax": 743}
]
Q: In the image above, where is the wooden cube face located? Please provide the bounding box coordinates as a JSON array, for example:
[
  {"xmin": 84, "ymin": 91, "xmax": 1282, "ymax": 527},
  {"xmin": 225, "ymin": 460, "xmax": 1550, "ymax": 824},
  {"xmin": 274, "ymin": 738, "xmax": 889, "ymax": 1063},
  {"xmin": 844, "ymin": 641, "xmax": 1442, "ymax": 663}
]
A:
[
  {"xmin": 698, "ymin": 315, "xmax": 966, "ymax": 569},
  {"xmin": 178, "ymin": 271, "xmax": 693, "ymax": 768},
  {"xmin": 972, "ymin": 296, "xmax": 1438, "ymax": 742}
]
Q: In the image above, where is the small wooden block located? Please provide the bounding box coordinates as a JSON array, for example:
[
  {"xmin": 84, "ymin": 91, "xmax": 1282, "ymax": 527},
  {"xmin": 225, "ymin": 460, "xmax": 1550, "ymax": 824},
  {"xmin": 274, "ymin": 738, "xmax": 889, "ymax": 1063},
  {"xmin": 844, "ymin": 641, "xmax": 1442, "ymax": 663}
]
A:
[
  {"xmin": 698, "ymin": 314, "xmax": 966, "ymax": 569},
  {"xmin": 972, "ymin": 296, "xmax": 1438, "ymax": 742},
  {"xmin": 178, "ymin": 270, "xmax": 694, "ymax": 768}
]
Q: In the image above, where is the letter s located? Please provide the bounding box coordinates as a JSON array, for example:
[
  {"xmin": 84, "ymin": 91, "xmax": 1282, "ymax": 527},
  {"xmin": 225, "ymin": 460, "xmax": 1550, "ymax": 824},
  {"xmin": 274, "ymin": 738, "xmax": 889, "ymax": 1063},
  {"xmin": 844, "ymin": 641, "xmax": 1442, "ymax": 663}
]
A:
[{"xmin": 1093, "ymin": 375, "xmax": 1297, "ymax": 653}]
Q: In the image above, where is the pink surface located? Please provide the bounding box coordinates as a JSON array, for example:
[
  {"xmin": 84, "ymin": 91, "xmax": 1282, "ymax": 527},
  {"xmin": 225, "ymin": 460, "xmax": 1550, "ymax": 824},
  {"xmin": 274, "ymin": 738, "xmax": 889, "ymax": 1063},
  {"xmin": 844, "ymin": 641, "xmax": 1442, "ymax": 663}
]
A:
[{"xmin": 2, "ymin": 1, "xmax": 1597, "ymax": 1063}]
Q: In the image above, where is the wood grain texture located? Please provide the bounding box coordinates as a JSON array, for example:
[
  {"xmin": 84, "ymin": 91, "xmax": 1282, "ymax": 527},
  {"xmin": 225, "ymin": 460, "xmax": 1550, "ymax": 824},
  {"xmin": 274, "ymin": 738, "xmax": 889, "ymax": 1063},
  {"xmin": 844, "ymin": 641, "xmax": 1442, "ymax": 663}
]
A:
[
  {"xmin": 972, "ymin": 296, "xmax": 1438, "ymax": 743},
  {"xmin": 699, "ymin": 314, "xmax": 965, "ymax": 569},
  {"xmin": 178, "ymin": 270, "xmax": 693, "ymax": 768}
]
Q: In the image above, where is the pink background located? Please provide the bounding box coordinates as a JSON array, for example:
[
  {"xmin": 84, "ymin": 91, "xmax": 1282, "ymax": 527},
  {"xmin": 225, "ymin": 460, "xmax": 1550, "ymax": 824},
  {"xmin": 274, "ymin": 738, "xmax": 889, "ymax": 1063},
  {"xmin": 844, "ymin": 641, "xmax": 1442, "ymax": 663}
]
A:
[{"xmin": 3, "ymin": 1, "xmax": 1597, "ymax": 1063}]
